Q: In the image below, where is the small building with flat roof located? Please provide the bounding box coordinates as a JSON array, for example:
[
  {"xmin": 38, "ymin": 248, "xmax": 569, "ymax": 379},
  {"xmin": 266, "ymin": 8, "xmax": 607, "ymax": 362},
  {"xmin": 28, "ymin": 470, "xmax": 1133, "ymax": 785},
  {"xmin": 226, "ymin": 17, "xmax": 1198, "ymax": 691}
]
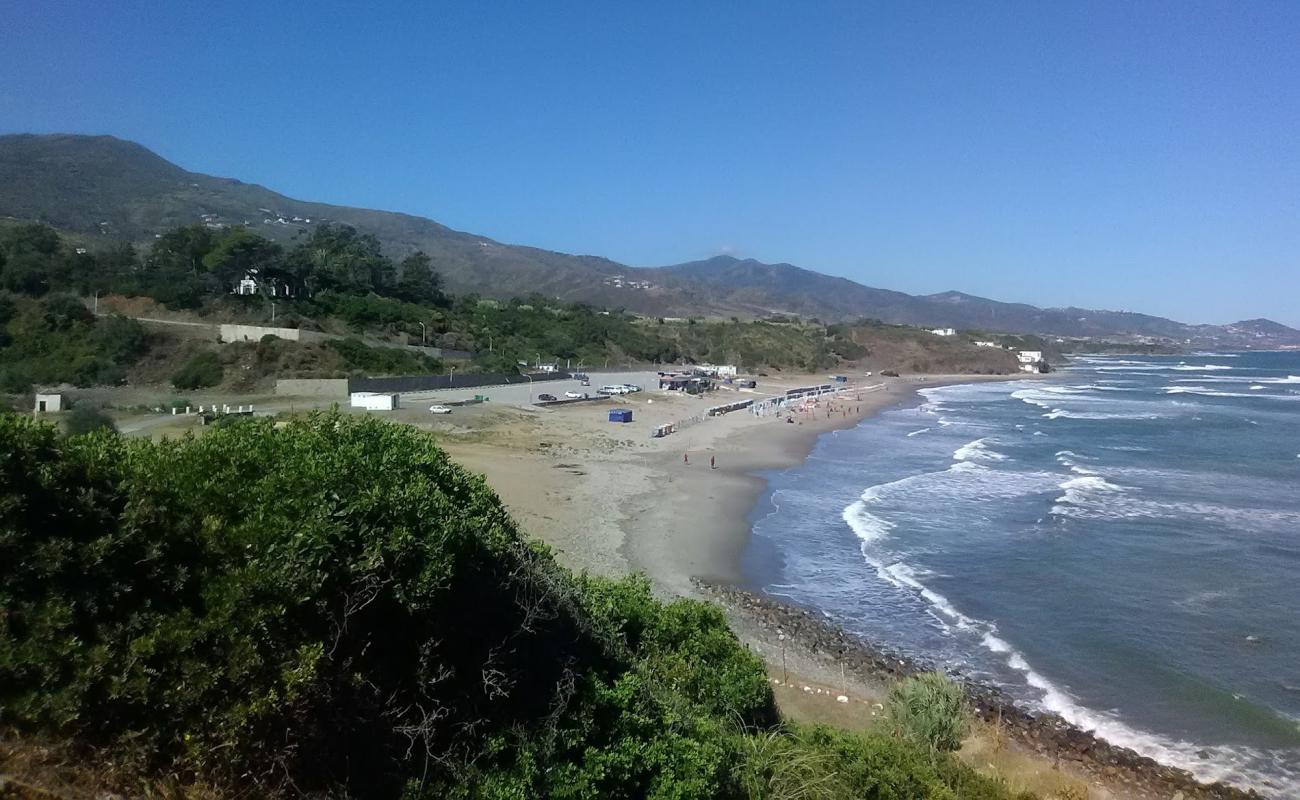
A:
[{"xmin": 34, "ymin": 393, "xmax": 64, "ymax": 413}]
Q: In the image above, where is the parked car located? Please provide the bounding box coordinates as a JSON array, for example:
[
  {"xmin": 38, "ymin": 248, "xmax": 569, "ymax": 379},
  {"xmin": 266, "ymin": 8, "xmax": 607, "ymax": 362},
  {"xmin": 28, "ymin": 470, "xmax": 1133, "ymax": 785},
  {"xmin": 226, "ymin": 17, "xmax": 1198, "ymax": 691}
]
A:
[
  {"xmin": 623, "ymin": 384, "xmax": 642, "ymax": 393},
  {"xmin": 599, "ymin": 385, "xmax": 629, "ymax": 395},
  {"xmin": 564, "ymin": 390, "xmax": 587, "ymax": 399},
  {"xmin": 537, "ymin": 393, "xmax": 557, "ymax": 402},
  {"xmin": 429, "ymin": 405, "xmax": 452, "ymax": 414}
]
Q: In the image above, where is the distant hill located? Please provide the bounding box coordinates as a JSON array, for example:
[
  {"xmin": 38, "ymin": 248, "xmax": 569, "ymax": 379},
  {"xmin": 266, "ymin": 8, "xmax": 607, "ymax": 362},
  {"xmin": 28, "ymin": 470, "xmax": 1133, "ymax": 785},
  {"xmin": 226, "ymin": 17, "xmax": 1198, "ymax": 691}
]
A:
[{"xmin": 3, "ymin": 133, "xmax": 1298, "ymax": 347}]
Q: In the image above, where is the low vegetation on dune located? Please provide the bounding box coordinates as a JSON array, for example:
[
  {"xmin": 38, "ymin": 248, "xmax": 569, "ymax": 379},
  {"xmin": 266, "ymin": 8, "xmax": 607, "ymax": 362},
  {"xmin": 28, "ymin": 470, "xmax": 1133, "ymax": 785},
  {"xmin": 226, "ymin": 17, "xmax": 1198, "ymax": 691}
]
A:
[{"xmin": 0, "ymin": 412, "xmax": 1030, "ymax": 799}]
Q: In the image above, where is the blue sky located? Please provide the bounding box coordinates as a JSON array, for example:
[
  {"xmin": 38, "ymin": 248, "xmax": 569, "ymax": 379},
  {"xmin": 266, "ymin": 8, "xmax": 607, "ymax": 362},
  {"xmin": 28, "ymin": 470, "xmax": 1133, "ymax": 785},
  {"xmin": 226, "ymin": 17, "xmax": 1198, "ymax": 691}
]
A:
[{"xmin": 4, "ymin": 1, "xmax": 1298, "ymax": 325}]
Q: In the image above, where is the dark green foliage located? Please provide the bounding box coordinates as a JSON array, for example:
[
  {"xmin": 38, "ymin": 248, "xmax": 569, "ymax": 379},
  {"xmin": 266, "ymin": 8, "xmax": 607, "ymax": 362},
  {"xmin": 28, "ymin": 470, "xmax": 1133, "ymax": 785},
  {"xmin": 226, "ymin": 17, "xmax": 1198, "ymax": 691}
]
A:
[
  {"xmin": 171, "ymin": 350, "xmax": 223, "ymax": 389},
  {"xmin": 326, "ymin": 336, "xmax": 442, "ymax": 375},
  {"xmin": 0, "ymin": 413, "xmax": 1028, "ymax": 799},
  {"xmin": 63, "ymin": 404, "xmax": 117, "ymax": 436},
  {"xmin": 0, "ymin": 295, "xmax": 147, "ymax": 391},
  {"xmin": 397, "ymin": 251, "xmax": 446, "ymax": 306},
  {"xmin": 0, "ymin": 413, "xmax": 603, "ymax": 795}
]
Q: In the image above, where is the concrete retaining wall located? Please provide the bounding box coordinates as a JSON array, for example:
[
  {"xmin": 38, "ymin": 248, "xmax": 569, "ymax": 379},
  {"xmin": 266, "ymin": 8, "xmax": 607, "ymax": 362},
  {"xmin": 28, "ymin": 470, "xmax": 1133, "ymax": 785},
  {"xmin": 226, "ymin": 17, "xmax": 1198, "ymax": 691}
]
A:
[{"xmin": 220, "ymin": 324, "xmax": 331, "ymax": 344}]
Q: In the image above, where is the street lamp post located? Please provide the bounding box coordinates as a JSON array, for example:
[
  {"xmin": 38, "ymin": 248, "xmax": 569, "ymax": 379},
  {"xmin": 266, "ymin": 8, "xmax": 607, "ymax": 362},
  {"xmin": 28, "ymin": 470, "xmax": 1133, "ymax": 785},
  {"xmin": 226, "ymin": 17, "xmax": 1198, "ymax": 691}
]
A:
[
  {"xmin": 418, "ymin": 322, "xmax": 427, "ymax": 346},
  {"xmin": 525, "ymin": 373, "xmax": 533, "ymax": 403}
]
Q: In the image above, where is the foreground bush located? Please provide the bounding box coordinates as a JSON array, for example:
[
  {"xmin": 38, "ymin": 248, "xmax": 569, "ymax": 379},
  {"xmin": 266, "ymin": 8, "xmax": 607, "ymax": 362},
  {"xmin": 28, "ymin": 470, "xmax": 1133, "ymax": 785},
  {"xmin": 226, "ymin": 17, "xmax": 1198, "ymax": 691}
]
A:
[
  {"xmin": 885, "ymin": 672, "xmax": 971, "ymax": 755},
  {"xmin": 0, "ymin": 412, "xmax": 1028, "ymax": 799}
]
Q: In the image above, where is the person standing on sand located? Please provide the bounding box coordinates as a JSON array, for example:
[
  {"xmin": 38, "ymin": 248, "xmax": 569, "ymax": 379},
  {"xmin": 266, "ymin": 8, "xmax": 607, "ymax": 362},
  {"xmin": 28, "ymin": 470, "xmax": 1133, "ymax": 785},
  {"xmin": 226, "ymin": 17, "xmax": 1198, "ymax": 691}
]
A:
[
  {"xmin": 684, "ymin": 452, "xmax": 689, "ymax": 465},
  {"xmin": 710, "ymin": 455, "xmax": 715, "ymax": 469}
]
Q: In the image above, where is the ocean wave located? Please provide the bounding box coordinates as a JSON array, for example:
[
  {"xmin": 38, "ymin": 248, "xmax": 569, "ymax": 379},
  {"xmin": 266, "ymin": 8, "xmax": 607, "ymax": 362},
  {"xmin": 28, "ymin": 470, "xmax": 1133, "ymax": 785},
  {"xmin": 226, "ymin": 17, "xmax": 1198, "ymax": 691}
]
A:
[
  {"xmin": 1054, "ymin": 450, "xmax": 1098, "ymax": 475},
  {"xmin": 905, "ymin": 427, "xmax": 931, "ymax": 437},
  {"xmin": 1165, "ymin": 386, "xmax": 1300, "ymax": 400},
  {"xmin": 842, "ymin": 500, "xmax": 896, "ymax": 546},
  {"xmin": 1011, "ymin": 388, "xmax": 1055, "ymax": 409},
  {"xmin": 1051, "ymin": 475, "xmax": 1125, "ymax": 515},
  {"xmin": 1044, "ymin": 408, "xmax": 1164, "ymax": 420},
  {"xmin": 953, "ymin": 437, "xmax": 1008, "ymax": 462},
  {"xmin": 1094, "ymin": 363, "xmax": 1234, "ymax": 372},
  {"xmin": 865, "ymin": 548, "xmax": 1293, "ymax": 794}
]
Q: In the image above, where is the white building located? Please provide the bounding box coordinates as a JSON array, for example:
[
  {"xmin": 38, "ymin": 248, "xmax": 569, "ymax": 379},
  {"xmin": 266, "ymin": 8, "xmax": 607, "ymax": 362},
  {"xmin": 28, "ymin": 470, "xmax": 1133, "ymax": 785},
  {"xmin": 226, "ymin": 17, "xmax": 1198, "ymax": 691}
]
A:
[
  {"xmin": 1017, "ymin": 350, "xmax": 1046, "ymax": 374},
  {"xmin": 349, "ymin": 392, "xmax": 400, "ymax": 411},
  {"xmin": 235, "ymin": 272, "xmax": 260, "ymax": 296},
  {"xmin": 973, "ymin": 340, "xmax": 1000, "ymax": 348},
  {"xmin": 929, "ymin": 328, "xmax": 956, "ymax": 337},
  {"xmin": 697, "ymin": 364, "xmax": 738, "ymax": 378},
  {"xmin": 34, "ymin": 393, "xmax": 64, "ymax": 413}
]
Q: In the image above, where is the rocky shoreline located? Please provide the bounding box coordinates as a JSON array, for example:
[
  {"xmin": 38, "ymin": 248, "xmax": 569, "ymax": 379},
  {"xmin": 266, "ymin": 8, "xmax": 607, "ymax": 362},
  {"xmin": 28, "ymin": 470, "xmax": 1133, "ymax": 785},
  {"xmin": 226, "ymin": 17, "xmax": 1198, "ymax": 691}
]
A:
[{"xmin": 697, "ymin": 580, "xmax": 1264, "ymax": 800}]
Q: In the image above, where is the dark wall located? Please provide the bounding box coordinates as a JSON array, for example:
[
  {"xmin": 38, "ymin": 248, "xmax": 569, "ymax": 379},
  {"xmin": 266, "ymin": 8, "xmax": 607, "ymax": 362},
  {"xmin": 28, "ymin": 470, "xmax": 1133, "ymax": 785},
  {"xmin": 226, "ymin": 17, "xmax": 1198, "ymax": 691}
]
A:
[{"xmin": 348, "ymin": 372, "xmax": 571, "ymax": 394}]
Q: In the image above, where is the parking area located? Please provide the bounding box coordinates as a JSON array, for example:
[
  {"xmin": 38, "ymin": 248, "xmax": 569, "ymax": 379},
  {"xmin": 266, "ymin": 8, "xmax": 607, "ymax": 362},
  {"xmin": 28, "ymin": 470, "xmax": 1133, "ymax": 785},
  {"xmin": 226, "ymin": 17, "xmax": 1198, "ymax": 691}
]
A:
[{"xmin": 397, "ymin": 370, "xmax": 663, "ymax": 407}]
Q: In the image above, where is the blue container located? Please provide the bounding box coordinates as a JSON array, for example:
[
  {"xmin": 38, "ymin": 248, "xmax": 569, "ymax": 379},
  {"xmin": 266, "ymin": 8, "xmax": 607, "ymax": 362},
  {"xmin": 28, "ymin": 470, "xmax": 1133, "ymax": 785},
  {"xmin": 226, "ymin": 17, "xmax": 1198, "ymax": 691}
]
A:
[{"xmin": 608, "ymin": 408, "xmax": 633, "ymax": 423}]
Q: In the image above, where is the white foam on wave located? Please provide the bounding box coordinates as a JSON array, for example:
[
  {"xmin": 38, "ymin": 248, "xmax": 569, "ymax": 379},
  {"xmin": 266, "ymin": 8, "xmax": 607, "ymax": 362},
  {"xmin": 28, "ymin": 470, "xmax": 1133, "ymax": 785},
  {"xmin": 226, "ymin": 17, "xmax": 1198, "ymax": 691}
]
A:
[
  {"xmin": 1054, "ymin": 450, "xmax": 1098, "ymax": 475},
  {"xmin": 906, "ymin": 427, "xmax": 931, "ymax": 437},
  {"xmin": 953, "ymin": 437, "xmax": 1008, "ymax": 462},
  {"xmin": 841, "ymin": 499, "xmax": 895, "ymax": 545},
  {"xmin": 1011, "ymin": 388, "xmax": 1055, "ymax": 410},
  {"xmin": 1044, "ymin": 408, "xmax": 1163, "ymax": 420},
  {"xmin": 1164, "ymin": 385, "xmax": 1299, "ymax": 400},
  {"xmin": 1051, "ymin": 475, "xmax": 1125, "ymax": 516},
  {"xmin": 1094, "ymin": 363, "xmax": 1234, "ymax": 373}
]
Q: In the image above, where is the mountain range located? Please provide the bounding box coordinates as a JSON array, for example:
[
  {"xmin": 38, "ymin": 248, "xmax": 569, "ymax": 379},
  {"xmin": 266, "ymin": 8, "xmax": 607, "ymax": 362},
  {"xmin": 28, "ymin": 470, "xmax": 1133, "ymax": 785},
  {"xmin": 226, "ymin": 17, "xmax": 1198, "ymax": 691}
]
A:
[{"xmin": 2, "ymin": 133, "xmax": 1296, "ymax": 347}]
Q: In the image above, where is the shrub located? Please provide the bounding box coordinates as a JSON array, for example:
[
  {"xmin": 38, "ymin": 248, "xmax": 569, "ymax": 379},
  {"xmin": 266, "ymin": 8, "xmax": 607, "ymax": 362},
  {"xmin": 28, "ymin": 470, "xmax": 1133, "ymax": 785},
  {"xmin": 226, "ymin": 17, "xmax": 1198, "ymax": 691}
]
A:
[
  {"xmin": 0, "ymin": 413, "xmax": 1026, "ymax": 800},
  {"xmin": 63, "ymin": 404, "xmax": 117, "ymax": 436},
  {"xmin": 171, "ymin": 350, "xmax": 223, "ymax": 389},
  {"xmin": 885, "ymin": 672, "xmax": 971, "ymax": 755}
]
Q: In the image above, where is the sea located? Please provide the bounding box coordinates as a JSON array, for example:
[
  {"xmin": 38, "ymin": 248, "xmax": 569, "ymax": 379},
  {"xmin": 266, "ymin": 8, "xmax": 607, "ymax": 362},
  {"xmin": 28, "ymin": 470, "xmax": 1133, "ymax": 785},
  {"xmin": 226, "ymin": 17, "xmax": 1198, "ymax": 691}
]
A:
[{"xmin": 742, "ymin": 352, "xmax": 1300, "ymax": 796}]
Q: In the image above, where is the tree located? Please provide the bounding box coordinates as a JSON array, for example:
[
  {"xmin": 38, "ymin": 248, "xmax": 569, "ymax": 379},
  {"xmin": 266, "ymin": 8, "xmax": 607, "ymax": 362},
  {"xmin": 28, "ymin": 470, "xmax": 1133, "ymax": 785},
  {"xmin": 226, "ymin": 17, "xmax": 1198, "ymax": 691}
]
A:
[
  {"xmin": 149, "ymin": 224, "xmax": 216, "ymax": 276},
  {"xmin": 201, "ymin": 228, "xmax": 282, "ymax": 292},
  {"xmin": 396, "ymin": 251, "xmax": 444, "ymax": 306},
  {"xmin": 289, "ymin": 223, "xmax": 392, "ymax": 295}
]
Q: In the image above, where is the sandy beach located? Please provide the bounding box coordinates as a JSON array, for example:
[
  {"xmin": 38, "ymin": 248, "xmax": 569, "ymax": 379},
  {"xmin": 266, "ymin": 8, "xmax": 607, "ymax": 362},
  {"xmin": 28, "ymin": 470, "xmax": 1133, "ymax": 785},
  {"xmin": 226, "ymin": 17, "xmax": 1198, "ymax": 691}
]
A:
[{"xmin": 440, "ymin": 372, "xmax": 1019, "ymax": 596}]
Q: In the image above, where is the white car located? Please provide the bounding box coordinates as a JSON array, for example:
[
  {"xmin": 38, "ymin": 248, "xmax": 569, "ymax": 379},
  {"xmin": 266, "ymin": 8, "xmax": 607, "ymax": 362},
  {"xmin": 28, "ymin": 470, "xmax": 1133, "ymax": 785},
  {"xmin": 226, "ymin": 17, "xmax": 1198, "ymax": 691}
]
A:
[
  {"xmin": 429, "ymin": 405, "xmax": 452, "ymax": 414},
  {"xmin": 564, "ymin": 390, "xmax": 587, "ymax": 399},
  {"xmin": 623, "ymin": 384, "xmax": 642, "ymax": 393},
  {"xmin": 599, "ymin": 385, "xmax": 629, "ymax": 395}
]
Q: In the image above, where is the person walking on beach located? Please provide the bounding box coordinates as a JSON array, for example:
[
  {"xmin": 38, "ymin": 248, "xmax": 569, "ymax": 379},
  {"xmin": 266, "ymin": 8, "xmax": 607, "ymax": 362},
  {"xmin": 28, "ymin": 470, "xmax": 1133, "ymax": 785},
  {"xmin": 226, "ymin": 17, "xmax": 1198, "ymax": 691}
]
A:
[
  {"xmin": 684, "ymin": 452, "xmax": 689, "ymax": 465},
  {"xmin": 710, "ymin": 455, "xmax": 716, "ymax": 470}
]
